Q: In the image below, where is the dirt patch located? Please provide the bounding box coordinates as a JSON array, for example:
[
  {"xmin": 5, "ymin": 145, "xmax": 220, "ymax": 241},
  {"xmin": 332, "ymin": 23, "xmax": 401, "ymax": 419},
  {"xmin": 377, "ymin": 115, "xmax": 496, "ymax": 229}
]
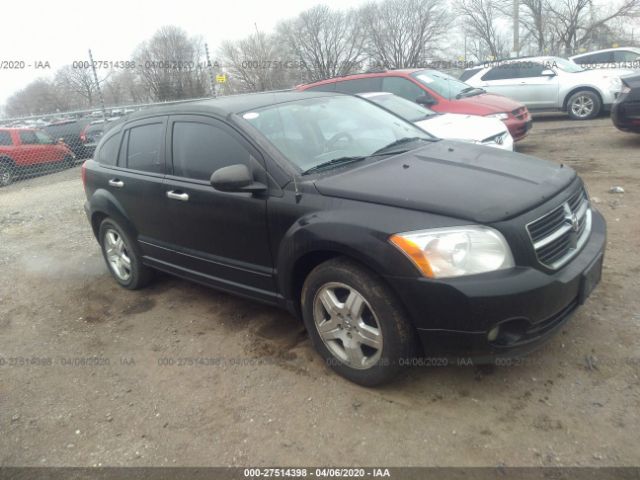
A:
[{"xmin": 1, "ymin": 116, "xmax": 639, "ymax": 467}]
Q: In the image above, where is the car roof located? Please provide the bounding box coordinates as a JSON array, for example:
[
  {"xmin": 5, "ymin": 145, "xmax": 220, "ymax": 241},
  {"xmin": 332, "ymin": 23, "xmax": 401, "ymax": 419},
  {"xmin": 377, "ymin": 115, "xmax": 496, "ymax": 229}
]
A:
[
  {"xmin": 299, "ymin": 69, "xmax": 423, "ymax": 88},
  {"xmin": 124, "ymin": 90, "xmax": 340, "ymax": 121},
  {"xmin": 570, "ymin": 47, "xmax": 640, "ymax": 58},
  {"xmin": 461, "ymin": 55, "xmax": 567, "ymax": 70}
]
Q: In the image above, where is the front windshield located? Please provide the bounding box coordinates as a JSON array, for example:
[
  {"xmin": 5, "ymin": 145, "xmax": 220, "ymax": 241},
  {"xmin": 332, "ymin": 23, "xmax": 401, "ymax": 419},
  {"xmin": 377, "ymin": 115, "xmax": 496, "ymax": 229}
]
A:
[
  {"xmin": 411, "ymin": 69, "xmax": 480, "ymax": 99},
  {"xmin": 552, "ymin": 57, "xmax": 584, "ymax": 73},
  {"xmin": 365, "ymin": 94, "xmax": 436, "ymax": 122},
  {"xmin": 241, "ymin": 95, "xmax": 434, "ymax": 172}
]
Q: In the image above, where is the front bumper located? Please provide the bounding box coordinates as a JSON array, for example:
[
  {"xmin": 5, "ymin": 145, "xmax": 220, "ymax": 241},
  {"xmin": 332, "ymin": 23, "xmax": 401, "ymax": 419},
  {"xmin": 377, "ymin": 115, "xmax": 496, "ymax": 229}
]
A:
[
  {"xmin": 385, "ymin": 209, "xmax": 606, "ymax": 361},
  {"xmin": 505, "ymin": 116, "xmax": 532, "ymax": 142}
]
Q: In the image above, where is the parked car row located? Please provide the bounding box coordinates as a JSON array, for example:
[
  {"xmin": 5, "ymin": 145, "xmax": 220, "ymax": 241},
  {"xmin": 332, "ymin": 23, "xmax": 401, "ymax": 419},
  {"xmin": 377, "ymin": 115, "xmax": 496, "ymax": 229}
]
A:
[
  {"xmin": 82, "ymin": 90, "xmax": 605, "ymax": 386},
  {"xmin": 0, "ymin": 127, "xmax": 75, "ymax": 186}
]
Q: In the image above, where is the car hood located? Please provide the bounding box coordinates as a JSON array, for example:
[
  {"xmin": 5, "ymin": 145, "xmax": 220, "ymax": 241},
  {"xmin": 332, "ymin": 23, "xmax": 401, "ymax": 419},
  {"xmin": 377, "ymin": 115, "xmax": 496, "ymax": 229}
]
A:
[
  {"xmin": 415, "ymin": 114, "xmax": 506, "ymax": 142},
  {"xmin": 313, "ymin": 140, "xmax": 576, "ymax": 223},
  {"xmin": 452, "ymin": 93, "xmax": 524, "ymax": 113}
]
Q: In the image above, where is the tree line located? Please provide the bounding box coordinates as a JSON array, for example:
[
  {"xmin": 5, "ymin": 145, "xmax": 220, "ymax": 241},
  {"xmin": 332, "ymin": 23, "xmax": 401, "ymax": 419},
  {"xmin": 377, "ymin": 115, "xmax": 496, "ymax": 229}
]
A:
[{"xmin": 4, "ymin": 0, "xmax": 640, "ymax": 117}]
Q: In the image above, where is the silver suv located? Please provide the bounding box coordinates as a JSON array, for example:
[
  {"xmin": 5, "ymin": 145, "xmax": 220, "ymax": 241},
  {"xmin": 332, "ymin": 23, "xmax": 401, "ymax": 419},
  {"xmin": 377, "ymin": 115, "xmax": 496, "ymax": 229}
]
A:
[{"xmin": 462, "ymin": 56, "xmax": 631, "ymax": 120}]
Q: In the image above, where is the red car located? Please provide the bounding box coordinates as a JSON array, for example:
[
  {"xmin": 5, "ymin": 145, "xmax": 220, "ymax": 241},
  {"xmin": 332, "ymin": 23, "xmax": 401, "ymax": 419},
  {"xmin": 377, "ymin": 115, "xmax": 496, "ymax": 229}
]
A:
[
  {"xmin": 0, "ymin": 127, "xmax": 75, "ymax": 186},
  {"xmin": 298, "ymin": 69, "xmax": 532, "ymax": 141}
]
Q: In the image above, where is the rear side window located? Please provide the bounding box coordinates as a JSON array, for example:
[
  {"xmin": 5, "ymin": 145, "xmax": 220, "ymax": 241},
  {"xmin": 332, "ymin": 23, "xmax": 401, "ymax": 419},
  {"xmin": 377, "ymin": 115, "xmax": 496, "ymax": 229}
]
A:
[
  {"xmin": 97, "ymin": 134, "xmax": 120, "ymax": 166},
  {"xmin": 18, "ymin": 131, "xmax": 39, "ymax": 145},
  {"xmin": 126, "ymin": 123, "xmax": 164, "ymax": 173},
  {"xmin": 381, "ymin": 77, "xmax": 425, "ymax": 102},
  {"xmin": 613, "ymin": 50, "xmax": 640, "ymax": 62},
  {"xmin": 171, "ymin": 121, "xmax": 251, "ymax": 181},
  {"xmin": 334, "ymin": 77, "xmax": 382, "ymax": 94},
  {"xmin": 0, "ymin": 131, "xmax": 12, "ymax": 146}
]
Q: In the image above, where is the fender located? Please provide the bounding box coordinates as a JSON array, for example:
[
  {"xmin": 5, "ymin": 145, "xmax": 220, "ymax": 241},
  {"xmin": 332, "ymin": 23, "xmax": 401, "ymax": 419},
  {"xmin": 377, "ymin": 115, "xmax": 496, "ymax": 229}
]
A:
[
  {"xmin": 275, "ymin": 209, "xmax": 419, "ymax": 304},
  {"xmin": 88, "ymin": 188, "xmax": 137, "ymax": 239}
]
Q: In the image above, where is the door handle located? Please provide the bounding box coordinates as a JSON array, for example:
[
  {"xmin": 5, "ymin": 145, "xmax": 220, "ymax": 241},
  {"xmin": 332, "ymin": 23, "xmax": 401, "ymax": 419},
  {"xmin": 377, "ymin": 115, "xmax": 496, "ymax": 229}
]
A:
[
  {"xmin": 166, "ymin": 190, "xmax": 189, "ymax": 202},
  {"xmin": 108, "ymin": 179, "xmax": 124, "ymax": 188}
]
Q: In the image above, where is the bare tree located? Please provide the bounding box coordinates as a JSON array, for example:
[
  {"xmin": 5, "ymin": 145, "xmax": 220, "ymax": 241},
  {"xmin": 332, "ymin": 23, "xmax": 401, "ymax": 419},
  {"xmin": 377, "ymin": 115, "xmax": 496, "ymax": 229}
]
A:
[
  {"xmin": 5, "ymin": 79, "xmax": 66, "ymax": 117},
  {"xmin": 219, "ymin": 31, "xmax": 294, "ymax": 93},
  {"xmin": 546, "ymin": 0, "xmax": 640, "ymax": 54},
  {"xmin": 457, "ymin": 0, "xmax": 509, "ymax": 60},
  {"xmin": 277, "ymin": 5, "xmax": 365, "ymax": 81},
  {"xmin": 133, "ymin": 26, "xmax": 208, "ymax": 101},
  {"xmin": 54, "ymin": 65, "xmax": 107, "ymax": 108},
  {"xmin": 359, "ymin": 0, "xmax": 450, "ymax": 68}
]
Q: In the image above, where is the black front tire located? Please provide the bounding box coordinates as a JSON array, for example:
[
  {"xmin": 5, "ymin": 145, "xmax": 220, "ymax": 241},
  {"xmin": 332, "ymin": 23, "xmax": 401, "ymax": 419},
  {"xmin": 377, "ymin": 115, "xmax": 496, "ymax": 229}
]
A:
[
  {"xmin": 98, "ymin": 218, "xmax": 153, "ymax": 290},
  {"xmin": 301, "ymin": 257, "xmax": 418, "ymax": 386}
]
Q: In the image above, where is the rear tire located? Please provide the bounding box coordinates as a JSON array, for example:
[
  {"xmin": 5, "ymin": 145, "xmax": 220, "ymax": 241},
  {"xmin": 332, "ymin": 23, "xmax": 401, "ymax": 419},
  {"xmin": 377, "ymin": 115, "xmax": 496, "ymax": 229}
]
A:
[
  {"xmin": 301, "ymin": 257, "xmax": 417, "ymax": 386},
  {"xmin": 98, "ymin": 218, "xmax": 153, "ymax": 290},
  {"xmin": 0, "ymin": 162, "xmax": 15, "ymax": 187},
  {"xmin": 567, "ymin": 90, "xmax": 601, "ymax": 120}
]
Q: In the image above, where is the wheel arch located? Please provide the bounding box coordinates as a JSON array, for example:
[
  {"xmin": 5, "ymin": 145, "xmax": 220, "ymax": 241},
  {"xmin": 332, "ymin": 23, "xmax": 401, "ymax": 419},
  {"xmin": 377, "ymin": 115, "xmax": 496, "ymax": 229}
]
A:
[
  {"xmin": 562, "ymin": 86, "xmax": 603, "ymax": 112},
  {"xmin": 88, "ymin": 188, "xmax": 137, "ymax": 240}
]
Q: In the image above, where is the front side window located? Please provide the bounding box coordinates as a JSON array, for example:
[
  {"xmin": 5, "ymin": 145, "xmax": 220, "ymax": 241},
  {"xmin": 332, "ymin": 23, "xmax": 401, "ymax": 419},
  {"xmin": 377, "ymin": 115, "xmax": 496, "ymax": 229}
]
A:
[
  {"xmin": 241, "ymin": 95, "xmax": 433, "ymax": 172},
  {"xmin": 381, "ymin": 77, "xmax": 425, "ymax": 102},
  {"xmin": 126, "ymin": 123, "xmax": 164, "ymax": 173},
  {"xmin": 171, "ymin": 122, "xmax": 251, "ymax": 181},
  {"xmin": 35, "ymin": 131, "xmax": 54, "ymax": 144}
]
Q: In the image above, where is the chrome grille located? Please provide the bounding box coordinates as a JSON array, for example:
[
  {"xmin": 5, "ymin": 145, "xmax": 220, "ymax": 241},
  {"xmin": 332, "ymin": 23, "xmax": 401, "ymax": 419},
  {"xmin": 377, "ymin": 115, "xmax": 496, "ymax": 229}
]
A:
[{"xmin": 527, "ymin": 187, "xmax": 592, "ymax": 269}]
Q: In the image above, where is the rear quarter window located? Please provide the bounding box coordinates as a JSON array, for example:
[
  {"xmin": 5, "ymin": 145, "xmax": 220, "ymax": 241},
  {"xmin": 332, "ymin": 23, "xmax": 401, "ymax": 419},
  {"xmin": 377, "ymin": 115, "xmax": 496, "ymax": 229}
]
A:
[
  {"xmin": 0, "ymin": 131, "xmax": 13, "ymax": 146},
  {"xmin": 96, "ymin": 134, "xmax": 121, "ymax": 166}
]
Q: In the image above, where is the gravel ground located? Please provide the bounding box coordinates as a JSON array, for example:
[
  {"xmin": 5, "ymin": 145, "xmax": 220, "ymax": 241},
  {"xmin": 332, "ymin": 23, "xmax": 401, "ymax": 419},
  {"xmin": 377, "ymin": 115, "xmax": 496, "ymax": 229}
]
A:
[{"xmin": 1, "ymin": 115, "xmax": 639, "ymax": 467}]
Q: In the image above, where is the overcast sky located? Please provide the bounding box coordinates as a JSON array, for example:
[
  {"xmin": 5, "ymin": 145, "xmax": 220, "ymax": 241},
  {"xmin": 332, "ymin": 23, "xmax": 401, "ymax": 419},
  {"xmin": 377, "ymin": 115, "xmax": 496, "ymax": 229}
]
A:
[{"xmin": 0, "ymin": 0, "xmax": 365, "ymax": 107}]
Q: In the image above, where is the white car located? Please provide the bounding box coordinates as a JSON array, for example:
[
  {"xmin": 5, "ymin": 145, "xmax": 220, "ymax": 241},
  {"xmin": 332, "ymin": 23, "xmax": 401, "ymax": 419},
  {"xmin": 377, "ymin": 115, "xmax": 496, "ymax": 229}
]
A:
[
  {"xmin": 462, "ymin": 56, "xmax": 632, "ymax": 119},
  {"xmin": 358, "ymin": 92, "xmax": 514, "ymax": 151},
  {"xmin": 570, "ymin": 47, "xmax": 640, "ymax": 70}
]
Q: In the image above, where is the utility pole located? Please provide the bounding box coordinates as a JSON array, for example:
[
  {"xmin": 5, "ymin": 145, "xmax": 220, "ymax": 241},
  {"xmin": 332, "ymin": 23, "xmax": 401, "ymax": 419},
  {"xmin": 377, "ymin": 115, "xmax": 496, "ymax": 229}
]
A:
[
  {"xmin": 88, "ymin": 49, "xmax": 107, "ymax": 120},
  {"xmin": 513, "ymin": 0, "xmax": 520, "ymax": 58},
  {"xmin": 204, "ymin": 43, "xmax": 216, "ymax": 98}
]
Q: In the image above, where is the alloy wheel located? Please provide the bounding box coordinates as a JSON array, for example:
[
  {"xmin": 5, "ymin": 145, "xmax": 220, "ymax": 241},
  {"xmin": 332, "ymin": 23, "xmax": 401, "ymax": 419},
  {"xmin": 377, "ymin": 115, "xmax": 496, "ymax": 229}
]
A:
[
  {"xmin": 571, "ymin": 95, "xmax": 594, "ymax": 118},
  {"xmin": 312, "ymin": 282, "xmax": 383, "ymax": 369},
  {"xmin": 104, "ymin": 229, "xmax": 132, "ymax": 281}
]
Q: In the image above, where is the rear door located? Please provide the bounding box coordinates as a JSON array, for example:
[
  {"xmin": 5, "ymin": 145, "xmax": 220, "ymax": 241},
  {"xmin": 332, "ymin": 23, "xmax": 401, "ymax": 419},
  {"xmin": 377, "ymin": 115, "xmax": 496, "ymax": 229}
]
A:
[
  {"xmin": 162, "ymin": 115, "xmax": 276, "ymax": 300},
  {"xmin": 16, "ymin": 130, "xmax": 56, "ymax": 165},
  {"xmin": 104, "ymin": 116, "xmax": 172, "ymax": 257}
]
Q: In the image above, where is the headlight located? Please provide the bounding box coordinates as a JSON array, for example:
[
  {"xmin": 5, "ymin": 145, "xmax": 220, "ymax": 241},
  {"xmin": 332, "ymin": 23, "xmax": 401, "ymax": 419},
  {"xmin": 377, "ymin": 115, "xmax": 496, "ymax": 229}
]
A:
[
  {"xmin": 485, "ymin": 113, "xmax": 509, "ymax": 120},
  {"xmin": 390, "ymin": 226, "xmax": 514, "ymax": 278}
]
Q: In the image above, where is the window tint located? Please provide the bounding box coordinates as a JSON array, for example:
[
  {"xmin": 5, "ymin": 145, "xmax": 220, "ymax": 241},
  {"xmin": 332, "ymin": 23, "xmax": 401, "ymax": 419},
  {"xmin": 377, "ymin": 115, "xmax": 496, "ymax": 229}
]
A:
[
  {"xmin": 613, "ymin": 50, "xmax": 640, "ymax": 62},
  {"xmin": 481, "ymin": 66, "xmax": 519, "ymax": 81},
  {"xmin": 35, "ymin": 131, "xmax": 53, "ymax": 144},
  {"xmin": 97, "ymin": 134, "xmax": 121, "ymax": 166},
  {"xmin": 172, "ymin": 122, "xmax": 251, "ymax": 181},
  {"xmin": 381, "ymin": 77, "xmax": 425, "ymax": 102},
  {"xmin": 0, "ymin": 131, "xmax": 12, "ymax": 146},
  {"xmin": 518, "ymin": 63, "xmax": 546, "ymax": 77},
  {"xmin": 459, "ymin": 67, "xmax": 482, "ymax": 82},
  {"xmin": 334, "ymin": 77, "xmax": 382, "ymax": 94},
  {"xmin": 126, "ymin": 123, "xmax": 164, "ymax": 173},
  {"xmin": 574, "ymin": 52, "xmax": 613, "ymax": 64},
  {"xmin": 19, "ymin": 130, "xmax": 39, "ymax": 145}
]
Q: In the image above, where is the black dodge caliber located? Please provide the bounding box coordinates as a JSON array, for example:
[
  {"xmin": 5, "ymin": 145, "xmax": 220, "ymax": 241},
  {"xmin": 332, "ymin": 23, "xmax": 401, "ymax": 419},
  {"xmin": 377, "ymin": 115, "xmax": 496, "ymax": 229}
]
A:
[{"xmin": 82, "ymin": 91, "xmax": 606, "ymax": 386}]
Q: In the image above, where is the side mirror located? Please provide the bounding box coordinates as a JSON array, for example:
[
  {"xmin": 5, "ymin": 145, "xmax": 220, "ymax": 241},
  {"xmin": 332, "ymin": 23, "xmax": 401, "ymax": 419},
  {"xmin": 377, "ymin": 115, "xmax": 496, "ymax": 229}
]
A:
[
  {"xmin": 541, "ymin": 69, "xmax": 556, "ymax": 77},
  {"xmin": 416, "ymin": 94, "xmax": 437, "ymax": 106},
  {"xmin": 210, "ymin": 164, "xmax": 267, "ymax": 193}
]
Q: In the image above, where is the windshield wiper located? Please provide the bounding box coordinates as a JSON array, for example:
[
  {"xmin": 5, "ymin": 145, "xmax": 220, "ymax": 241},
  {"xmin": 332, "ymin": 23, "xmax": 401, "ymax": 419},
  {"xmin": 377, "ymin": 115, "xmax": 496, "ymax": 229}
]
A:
[
  {"xmin": 371, "ymin": 137, "xmax": 428, "ymax": 156},
  {"xmin": 302, "ymin": 156, "xmax": 367, "ymax": 175}
]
